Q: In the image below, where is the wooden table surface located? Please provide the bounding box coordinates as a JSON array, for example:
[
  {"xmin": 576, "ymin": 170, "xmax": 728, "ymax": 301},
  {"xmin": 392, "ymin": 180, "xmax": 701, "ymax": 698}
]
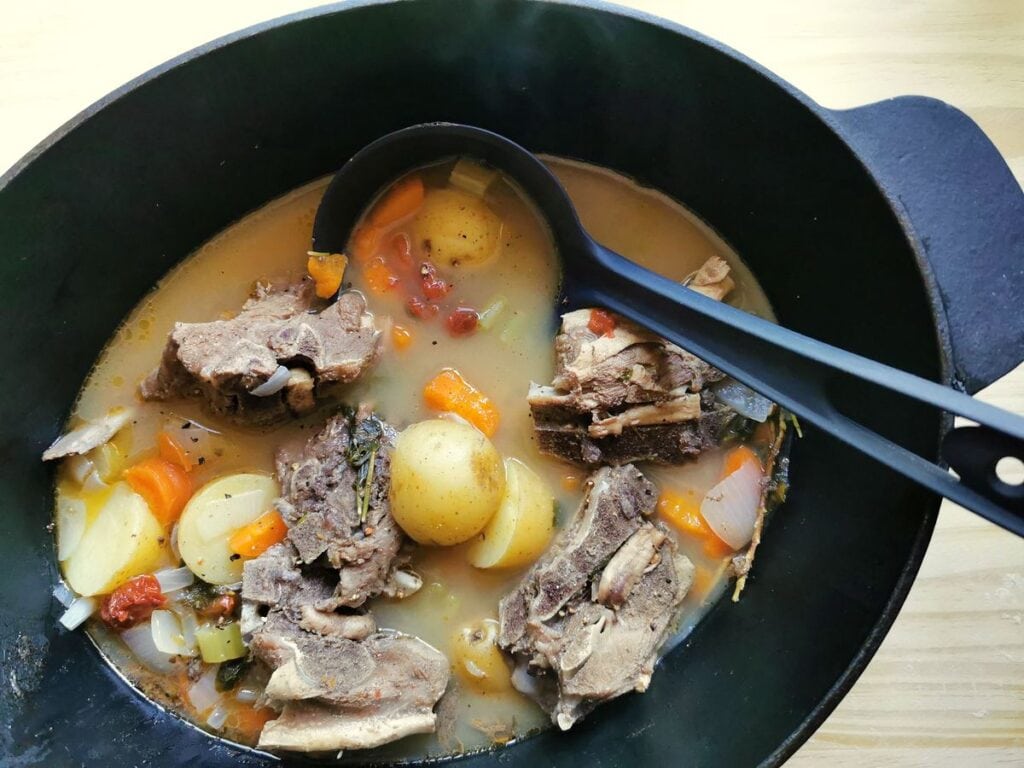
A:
[{"xmin": 2, "ymin": 2, "xmax": 1021, "ymax": 766}]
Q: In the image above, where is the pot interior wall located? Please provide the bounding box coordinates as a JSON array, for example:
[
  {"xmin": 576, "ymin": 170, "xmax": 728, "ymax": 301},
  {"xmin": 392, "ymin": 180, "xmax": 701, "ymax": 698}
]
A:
[{"xmin": 0, "ymin": 1, "xmax": 941, "ymax": 766}]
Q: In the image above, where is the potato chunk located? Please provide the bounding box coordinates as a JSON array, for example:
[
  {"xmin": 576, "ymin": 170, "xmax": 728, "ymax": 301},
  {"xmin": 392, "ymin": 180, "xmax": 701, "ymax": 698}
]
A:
[
  {"xmin": 177, "ymin": 473, "xmax": 278, "ymax": 585},
  {"xmin": 62, "ymin": 482, "xmax": 166, "ymax": 596},
  {"xmin": 468, "ymin": 459, "xmax": 555, "ymax": 569},
  {"xmin": 413, "ymin": 188, "xmax": 502, "ymax": 267},
  {"xmin": 390, "ymin": 420, "xmax": 505, "ymax": 546},
  {"xmin": 451, "ymin": 618, "xmax": 511, "ymax": 693}
]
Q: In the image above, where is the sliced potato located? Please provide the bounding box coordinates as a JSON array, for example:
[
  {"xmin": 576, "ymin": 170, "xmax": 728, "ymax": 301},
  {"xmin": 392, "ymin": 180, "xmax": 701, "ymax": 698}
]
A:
[
  {"xmin": 468, "ymin": 459, "xmax": 555, "ymax": 569},
  {"xmin": 413, "ymin": 188, "xmax": 502, "ymax": 267},
  {"xmin": 451, "ymin": 618, "xmax": 511, "ymax": 693},
  {"xmin": 390, "ymin": 420, "xmax": 504, "ymax": 546},
  {"xmin": 55, "ymin": 492, "xmax": 87, "ymax": 562},
  {"xmin": 62, "ymin": 482, "xmax": 166, "ymax": 596},
  {"xmin": 177, "ymin": 473, "xmax": 278, "ymax": 585}
]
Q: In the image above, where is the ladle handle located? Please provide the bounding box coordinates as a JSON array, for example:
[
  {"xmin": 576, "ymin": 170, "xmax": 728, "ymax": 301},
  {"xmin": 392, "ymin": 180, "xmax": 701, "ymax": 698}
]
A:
[{"xmin": 573, "ymin": 240, "xmax": 1024, "ymax": 536}]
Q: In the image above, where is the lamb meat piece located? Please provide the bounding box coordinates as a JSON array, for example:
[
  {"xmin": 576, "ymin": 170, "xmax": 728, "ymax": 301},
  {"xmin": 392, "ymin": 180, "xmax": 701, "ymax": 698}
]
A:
[
  {"xmin": 498, "ymin": 464, "xmax": 693, "ymax": 730},
  {"xmin": 528, "ymin": 256, "xmax": 758, "ymax": 466},
  {"xmin": 275, "ymin": 413, "xmax": 408, "ymax": 609},
  {"xmin": 140, "ymin": 280, "xmax": 380, "ymax": 425},
  {"xmin": 251, "ymin": 609, "xmax": 449, "ymax": 752},
  {"xmin": 530, "ymin": 394, "xmax": 736, "ymax": 466}
]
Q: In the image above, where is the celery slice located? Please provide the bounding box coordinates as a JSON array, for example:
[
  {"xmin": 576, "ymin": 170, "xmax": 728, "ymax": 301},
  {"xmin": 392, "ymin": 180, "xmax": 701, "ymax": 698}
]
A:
[{"xmin": 196, "ymin": 622, "xmax": 246, "ymax": 663}]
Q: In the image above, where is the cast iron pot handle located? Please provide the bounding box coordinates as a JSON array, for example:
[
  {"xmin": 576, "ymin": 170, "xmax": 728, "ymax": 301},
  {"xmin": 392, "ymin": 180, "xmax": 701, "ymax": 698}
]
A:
[{"xmin": 830, "ymin": 96, "xmax": 1024, "ymax": 395}]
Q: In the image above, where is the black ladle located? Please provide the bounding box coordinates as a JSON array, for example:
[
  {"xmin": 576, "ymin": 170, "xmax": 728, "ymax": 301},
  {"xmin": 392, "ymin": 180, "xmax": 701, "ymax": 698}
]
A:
[{"xmin": 313, "ymin": 123, "xmax": 1024, "ymax": 537}]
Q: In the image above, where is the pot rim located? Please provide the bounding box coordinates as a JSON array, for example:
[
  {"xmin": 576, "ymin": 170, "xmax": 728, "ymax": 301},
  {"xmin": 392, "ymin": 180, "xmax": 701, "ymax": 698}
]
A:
[{"xmin": 1, "ymin": 2, "xmax": 946, "ymax": 765}]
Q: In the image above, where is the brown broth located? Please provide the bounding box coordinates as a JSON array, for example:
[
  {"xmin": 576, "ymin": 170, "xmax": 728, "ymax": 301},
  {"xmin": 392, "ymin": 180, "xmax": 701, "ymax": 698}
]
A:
[{"xmin": 60, "ymin": 157, "xmax": 775, "ymax": 758}]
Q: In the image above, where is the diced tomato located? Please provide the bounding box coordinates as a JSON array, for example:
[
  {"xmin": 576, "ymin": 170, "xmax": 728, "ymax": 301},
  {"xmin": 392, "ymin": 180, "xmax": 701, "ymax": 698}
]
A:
[
  {"xmin": 446, "ymin": 307, "xmax": 479, "ymax": 336},
  {"xmin": 199, "ymin": 592, "xmax": 238, "ymax": 619},
  {"xmin": 588, "ymin": 308, "xmax": 617, "ymax": 337},
  {"xmin": 100, "ymin": 575, "xmax": 166, "ymax": 629},
  {"xmin": 419, "ymin": 261, "xmax": 451, "ymax": 300},
  {"xmin": 407, "ymin": 296, "xmax": 439, "ymax": 319},
  {"xmin": 390, "ymin": 233, "xmax": 414, "ymax": 268}
]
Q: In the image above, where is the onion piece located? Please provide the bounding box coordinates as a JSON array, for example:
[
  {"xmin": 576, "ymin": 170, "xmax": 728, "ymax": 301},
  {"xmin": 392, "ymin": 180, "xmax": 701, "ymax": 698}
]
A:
[
  {"xmin": 187, "ymin": 666, "xmax": 221, "ymax": 714},
  {"xmin": 155, "ymin": 566, "xmax": 195, "ymax": 594},
  {"xmin": 172, "ymin": 605, "xmax": 200, "ymax": 651},
  {"xmin": 151, "ymin": 609, "xmax": 195, "ymax": 656},
  {"xmin": 56, "ymin": 495, "xmax": 87, "ymax": 561},
  {"xmin": 250, "ymin": 365, "xmax": 290, "ymax": 397},
  {"xmin": 121, "ymin": 623, "xmax": 179, "ymax": 674},
  {"xmin": 712, "ymin": 378, "xmax": 774, "ymax": 423},
  {"xmin": 235, "ymin": 687, "xmax": 259, "ymax": 704},
  {"xmin": 58, "ymin": 596, "xmax": 96, "ymax": 630},
  {"xmin": 700, "ymin": 459, "xmax": 763, "ymax": 550},
  {"xmin": 206, "ymin": 703, "xmax": 229, "ymax": 731},
  {"xmin": 52, "ymin": 582, "xmax": 76, "ymax": 608},
  {"xmin": 169, "ymin": 523, "xmax": 181, "ymax": 562}
]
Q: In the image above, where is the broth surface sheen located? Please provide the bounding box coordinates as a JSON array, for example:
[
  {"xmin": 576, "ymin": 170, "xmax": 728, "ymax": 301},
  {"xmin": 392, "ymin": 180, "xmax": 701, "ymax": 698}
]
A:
[{"xmin": 65, "ymin": 157, "xmax": 775, "ymax": 758}]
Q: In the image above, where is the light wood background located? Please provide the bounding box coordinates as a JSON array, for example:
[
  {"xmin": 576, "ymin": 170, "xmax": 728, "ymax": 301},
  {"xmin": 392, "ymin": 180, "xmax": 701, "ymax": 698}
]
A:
[{"xmin": 2, "ymin": 2, "xmax": 1021, "ymax": 766}]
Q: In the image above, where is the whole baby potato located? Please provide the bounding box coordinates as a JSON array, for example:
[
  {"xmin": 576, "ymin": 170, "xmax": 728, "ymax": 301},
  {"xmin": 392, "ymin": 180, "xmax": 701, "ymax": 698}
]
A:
[
  {"xmin": 390, "ymin": 420, "xmax": 505, "ymax": 546},
  {"xmin": 413, "ymin": 188, "xmax": 502, "ymax": 267}
]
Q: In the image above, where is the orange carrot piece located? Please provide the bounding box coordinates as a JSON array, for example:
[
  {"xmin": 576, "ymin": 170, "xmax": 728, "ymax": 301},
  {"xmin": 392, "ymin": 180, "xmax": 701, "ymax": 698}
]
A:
[
  {"xmin": 306, "ymin": 253, "xmax": 348, "ymax": 299},
  {"xmin": 364, "ymin": 257, "xmax": 400, "ymax": 294},
  {"xmin": 124, "ymin": 457, "xmax": 192, "ymax": 527},
  {"xmin": 657, "ymin": 489, "xmax": 734, "ymax": 558},
  {"xmin": 157, "ymin": 431, "xmax": 195, "ymax": 471},
  {"xmin": 391, "ymin": 324, "xmax": 413, "ymax": 351},
  {"xmin": 351, "ymin": 225, "xmax": 381, "ymax": 264},
  {"xmin": 228, "ymin": 509, "xmax": 288, "ymax": 558},
  {"xmin": 722, "ymin": 445, "xmax": 761, "ymax": 477},
  {"xmin": 368, "ymin": 175, "xmax": 425, "ymax": 228},
  {"xmin": 227, "ymin": 703, "xmax": 277, "ymax": 742},
  {"xmin": 423, "ymin": 369, "xmax": 500, "ymax": 437}
]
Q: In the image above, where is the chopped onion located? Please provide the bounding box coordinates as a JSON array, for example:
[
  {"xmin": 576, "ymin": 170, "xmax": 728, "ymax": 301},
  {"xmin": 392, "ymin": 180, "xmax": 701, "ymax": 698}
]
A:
[
  {"xmin": 58, "ymin": 596, "xmax": 96, "ymax": 630},
  {"xmin": 187, "ymin": 666, "xmax": 222, "ymax": 714},
  {"xmin": 392, "ymin": 569, "xmax": 423, "ymax": 596},
  {"xmin": 172, "ymin": 605, "xmax": 200, "ymax": 650},
  {"xmin": 121, "ymin": 623, "xmax": 179, "ymax": 674},
  {"xmin": 66, "ymin": 454, "xmax": 95, "ymax": 485},
  {"xmin": 206, "ymin": 703, "xmax": 229, "ymax": 731},
  {"xmin": 700, "ymin": 459, "xmax": 763, "ymax": 550},
  {"xmin": 56, "ymin": 495, "xmax": 87, "ymax": 561},
  {"xmin": 151, "ymin": 609, "xmax": 196, "ymax": 656},
  {"xmin": 235, "ymin": 687, "xmax": 259, "ymax": 704},
  {"xmin": 52, "ymin": 582, "xmax": 76, "ymax": 608},
  {"xmin": 250, "ymin": 365, "xmax": 290, "ymax": 397},
  {"xmin": 155, "ymin": 566, "xmax": 195, "ymax": 594},
  {"xmin": 169, "ymin": 523, "xmax": 181, "ymax": 562},
  {"xmin": 713, "ymin": 378, "xmax": 774, "ymax": 423}
]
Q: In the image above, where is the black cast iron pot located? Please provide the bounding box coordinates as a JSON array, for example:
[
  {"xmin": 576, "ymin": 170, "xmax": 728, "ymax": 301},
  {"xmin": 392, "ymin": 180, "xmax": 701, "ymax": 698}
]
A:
[{"xmin": 2, "ymin": 1, "xmax": 1022, "ymax": 766}]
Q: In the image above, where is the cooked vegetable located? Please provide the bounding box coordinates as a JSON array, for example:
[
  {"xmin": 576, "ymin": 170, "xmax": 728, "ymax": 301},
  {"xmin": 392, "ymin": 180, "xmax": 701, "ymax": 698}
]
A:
[
  {"xmin": 422, "ymin": 369, "xmax": 499, "ymax": 437},
  {"xmin": 177, "ymin": 473, "xmax": 279, "ymax": 585},
  {"xmin": 713, "ymin": 378, "xmax": 774, "ymax": 423},
  {"xmin": 124, "ymin": 457, "xmax": 193, "ymax": 527},
  {"xmin": 391, "ymin": 323, "xmax": 413, "ymax": 350},
  {"xmin": 228, "ymin": 509, "xmax": 288, "ymax": 558},
  {"xmin": 58, "ymin": 595, "xmax": 97, "ymax": 631},
  {"xmin": 657, "ymin": 490, "xmax": 733, "ymax": 558},
  {"xmin": 445, "ymin": 307, "xmax": 479, "ymax": 336},
  {"xmin": 216, "ymin": 658, "xmax": 249, "ymax": 691},
  {"xmin": 196, "ymin": 622, "xmax": 246, "ymax": 663},
  {"xmin": 346, "ymin": 414, "xmax": 385, "ymax": 525},
  {"xmin": 187, "ymin": 666, "xmax": 222, "ymax": 713},
  {"xmin": 249, "ymin": 365, "xmax": 291, "ymax": 397},
  {"xmin": 151, "ymin": 609, "xmax": 195, "ymax": 656},
  {"xmin": 364, "ymin": 256, "xmax": 401, "ymax": 294},
  {"xmin": 476, "ymin": 295, "xmax": 508, "ymax": 330},
  {"xmin": 55, "ymin": 494, "xmax": 86, "ymax": 561},
  {"xmin": 351, "ymin": 225, "xmax": 381, "ymax": 263},
  {"xmin": 449, "ymin": 158, "xmax": 498, "ymax": 197},
  {"xmin": 62, "ymin": 483, "xmax": 166, "ymax": 596},
  {"xmin": 700, "ymin": 459, "xmax": 762, "ymax": 550},
  {"xmin": 100, "ymin": 574, "xmax": 167, "ymax": 629},
  {"xmin": 154, "ymin": 566, "xmax": 195, "ymax": 594},
  {"xmin": 89, "ymin": 441, "xmax": 125, "ymax": 481},
  {"xmin": 390, "ymin": 420, "xmax": 505, "ymax": 546},
  {"xmin": 722, "ymin": 445, "xmax": 762, "ymax": 477},
  {"xmin": 41, "ymin": 407, "xmax": 135, "ymax": 461},
  {"xmin": 306, "ymin": 252, "xmax": 348, "ymax": 299},
  {"xmin": 468, "ymin": 459, "xmax": 555, "ymax": 569},
  {"xmin": 413, "ymin": 188, "xmax": 501, "ymax": 267},
  {"xmin": 369, "ymin": 175, "xmax": 425, "ymax": 227},
  {"xmin": 587, "ymin": 308, "xmax": 616, "ymax": 337},
  {"xmin": 121, "ymin": 622, "xmax": 179, "ymax": 674},
  {"xmin": 157, "ymin": 431, "xmax": 194, "ymax": 470},
  {"xmin": 451, "ymin": 619, "xmax": 511, "ymax": 693}
]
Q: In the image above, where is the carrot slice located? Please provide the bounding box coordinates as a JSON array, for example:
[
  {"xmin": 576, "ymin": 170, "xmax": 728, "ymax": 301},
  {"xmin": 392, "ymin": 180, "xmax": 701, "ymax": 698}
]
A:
[
  {"xmin": 364, "ymin": 257, "xmax": 400, "ymax": 294},
  {"xmin": 124, "ymin": 457, "xmax": 192, "ymax": 527},
  {"xmin": 423, "ymin": 369, "xmax": 500, "ymax": 437},
  {"xmin": 351, "ymin": 225, "xmax": 381, "ymax": 264},
  {"xmin": 391, "ymin": 324, "xmax": 413, "ymax": 350},
  {"xmin": 722, "ymin": 445, "xmax": 761, "ymax": 477},
  {"xmin": 368, "ymin": 175, "xmax": 425, "ymax": 228},
  {"xmin": 157, "ymin": 431, "xmax": 194, "ymax": 471},
  {"xmin": 657, "ymin": 489, "xmax": 734, "ymax": 558},
  {"xmin": 228, "ymin": 509, "xmax": 288, "ymax": 558},
  {"xmin": 306, "ymin": 253, "xmax": 348, "ymax": 299}
]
